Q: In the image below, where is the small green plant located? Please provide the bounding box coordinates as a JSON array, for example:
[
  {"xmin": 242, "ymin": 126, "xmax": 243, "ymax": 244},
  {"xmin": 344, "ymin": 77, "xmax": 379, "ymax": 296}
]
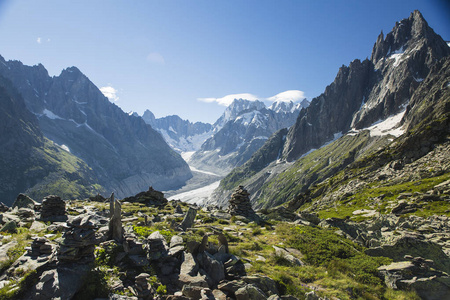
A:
[
  {"xmin": 156, "ymin": 284, "xmax": 167, "ymax": 295},
  {"xmin": 95, "ymin": 242, "xmax": 122, "ymax": 267},
  {"xmin": 73, "ymin": 268, "xmax": 110, "ymax": 299}
]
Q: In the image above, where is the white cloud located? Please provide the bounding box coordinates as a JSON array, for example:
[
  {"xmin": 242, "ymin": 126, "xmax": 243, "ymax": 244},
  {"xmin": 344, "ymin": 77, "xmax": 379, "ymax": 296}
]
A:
[
  {"xmin": 146, "ymin": 52, "xmax": 165, "ymax": 65},
  {"xmin": 37, "ymin": 37, "xmax": 41, "ymax": 44},
  {"xmin": 267, "ymin": 90, "xmax": 305, "ymax": 102},
  {"xmin": 100, "ymin": 86, "xmax": 119, "ymax": 102},
  {"xmin": 198, "ymin": 93, "xmax": 259, "ymax": 106}
]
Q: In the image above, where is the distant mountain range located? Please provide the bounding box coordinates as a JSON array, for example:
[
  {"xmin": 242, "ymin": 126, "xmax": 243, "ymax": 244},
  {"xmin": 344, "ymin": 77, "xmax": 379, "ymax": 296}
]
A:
[
  {"xmin": 141, "ymin": 110, "xmax": 213, "ymax": 153},
  {"xmin": 210, "ymin": 10, "xmax": 450, "ymax": 208},
  {"xmin": 0, "ymin": 57, "xmax": 192, "ymax": 204},
  {"xmin": 188, "ymin": 98, "xmax": 309, "ymax": 175},
  {"xmin": 141, "ymin": 98, "xmax": 309, "ymax": 176}
]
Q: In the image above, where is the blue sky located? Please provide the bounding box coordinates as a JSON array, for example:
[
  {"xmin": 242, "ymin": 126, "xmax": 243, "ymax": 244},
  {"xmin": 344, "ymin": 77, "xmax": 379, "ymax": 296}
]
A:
[{"xmin": 0, "ymin": 0, "xmax": 449, "ymax": 123}]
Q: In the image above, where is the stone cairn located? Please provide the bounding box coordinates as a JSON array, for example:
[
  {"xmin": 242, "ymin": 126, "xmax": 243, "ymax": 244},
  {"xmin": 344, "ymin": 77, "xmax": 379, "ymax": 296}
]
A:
[
  {"xmin": 57, "ymin": 214, "xmax": 99, "ymax": 262},
  {"xmin": 130, "ymin": 272, "xmax": 155, "ymax": 299},
  {"xmin": 227, "ymin": 186, "xmax": 256, "ymax": 218},
  {"xmin": 27, "ymin": 236, "xmax": 53, "ymax": 257},
  {"xmin": 40, "ymin": 195, "xmax": 66, "ymax": 220}
]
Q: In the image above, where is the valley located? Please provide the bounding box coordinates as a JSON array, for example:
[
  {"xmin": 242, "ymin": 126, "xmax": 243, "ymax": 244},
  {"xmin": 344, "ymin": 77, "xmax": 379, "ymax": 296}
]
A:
[{"xmin": 0, "ymin": 8, "xmax": 448, "ymax": 300}]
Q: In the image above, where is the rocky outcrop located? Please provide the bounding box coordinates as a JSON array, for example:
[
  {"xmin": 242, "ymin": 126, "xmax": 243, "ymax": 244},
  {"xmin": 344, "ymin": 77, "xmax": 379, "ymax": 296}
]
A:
[
  {"xmin": 122, "ymin": 187, "xmax": 168, "ymax": 207},
  {"xmin": 283, "ymin": 58, "xmax": 372, "ymax": 162}
]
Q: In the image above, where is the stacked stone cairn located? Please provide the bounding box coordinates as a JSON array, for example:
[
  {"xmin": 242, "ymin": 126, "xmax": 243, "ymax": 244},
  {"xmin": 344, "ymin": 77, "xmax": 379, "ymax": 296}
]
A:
[
  {"xmin": 57, "ymin": 214, "xmax": 99, "ymax": 262},
  {"xmin": 129, "ymin": 273, "xmax": 154, "ymax": 299},
  {"xmin": 40, "ymin": 195, "xmax": 66, "ymax": 220},
  {"xmin": 147, "ymin": 231, "xmax": 169, "ymax": 261},
  {"xmin": 227, "ymin": 186, "xmax": 256, "ymax": 218},
  {"xmin": 27, "ymin": 236, "xmax": 53, "ymax": 257}
]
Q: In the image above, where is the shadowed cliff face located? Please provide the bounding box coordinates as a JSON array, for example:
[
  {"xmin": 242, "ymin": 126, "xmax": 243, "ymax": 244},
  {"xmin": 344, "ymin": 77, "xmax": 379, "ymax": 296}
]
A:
[
  {"xmin": 0, "ymin": 76, "xmax": 103, "ymax": 204},
  {"xmin": 0, "ymin": 59, "xmax": 192, "ymax": 198}
]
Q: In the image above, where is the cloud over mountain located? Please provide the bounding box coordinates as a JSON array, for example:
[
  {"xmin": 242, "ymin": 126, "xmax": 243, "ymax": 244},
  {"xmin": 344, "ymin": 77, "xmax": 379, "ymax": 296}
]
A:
[{"xmin": 198, "ymin": 90, "xmax": 306, "ymax": 107}]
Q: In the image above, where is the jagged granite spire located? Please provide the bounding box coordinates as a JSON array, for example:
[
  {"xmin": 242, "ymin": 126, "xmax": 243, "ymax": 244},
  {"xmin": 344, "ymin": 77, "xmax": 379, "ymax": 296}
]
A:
[{"xmin": 371, "ymin": 10, "xmax": 449, "ymax": 65}]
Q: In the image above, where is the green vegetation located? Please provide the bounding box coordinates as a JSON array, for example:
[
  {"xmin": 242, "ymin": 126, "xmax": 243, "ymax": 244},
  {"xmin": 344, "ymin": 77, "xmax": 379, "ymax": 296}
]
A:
[
  {"xmin": 25, "ymin": 138, "xmax": 105, "ymax": 201},
  {"xmin": 315, "ymin": 172, "xmax": 450, "ymax": 220},
  {"xmin": 254, "ymin": 133, "xmax": 391, "ymax": 209},
  {"xmin": 133, "ymin": 225, "xmax": 175, "ymax": 241}
]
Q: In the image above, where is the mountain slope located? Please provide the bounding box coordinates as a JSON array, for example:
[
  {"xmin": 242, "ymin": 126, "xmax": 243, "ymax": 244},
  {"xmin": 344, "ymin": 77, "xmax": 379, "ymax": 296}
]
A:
[
  {"xmin": 0, "ymin": 76, "xmax": 104, "ymax": 204},
  {"xmin": 0, "ymin": 58, "xmax": 192, "ymax": 198},
  {"xmin": 302, "ymin": 55, "xmax": 450, "ymax": 219},
  {"xmin": 211, "ymin": 11, "xmax": 450, "ymax": 208}
]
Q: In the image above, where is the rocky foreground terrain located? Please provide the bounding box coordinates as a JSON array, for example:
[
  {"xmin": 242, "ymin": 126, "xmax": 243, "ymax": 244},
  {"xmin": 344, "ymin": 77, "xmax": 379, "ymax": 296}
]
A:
[{"xmin": 0, "ymin": 183, "xmax": 448, "ymax": 300}]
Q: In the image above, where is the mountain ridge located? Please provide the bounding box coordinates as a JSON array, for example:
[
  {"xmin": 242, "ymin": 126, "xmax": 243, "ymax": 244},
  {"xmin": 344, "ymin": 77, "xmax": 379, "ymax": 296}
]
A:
[
  {"xmin": 210, "ymin": 10, "xmax": 450, "ymax": 208},
  {"xmin": 0, "ymin": 57, "xmax": 193, "ymax": 199}
]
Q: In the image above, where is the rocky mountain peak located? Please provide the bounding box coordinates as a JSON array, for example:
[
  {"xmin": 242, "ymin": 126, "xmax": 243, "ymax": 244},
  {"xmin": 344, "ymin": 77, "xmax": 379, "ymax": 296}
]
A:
[
  {"xmin": 142, "ymin": 109, "xmax": 156, "ymax": 126},
  {"xmin": 371, "ymin": 10, "xmax": 448, "ymax": 65},
  {"xmin": 214, "ymin": 98, "xmax": 266, "ymax": 129}
]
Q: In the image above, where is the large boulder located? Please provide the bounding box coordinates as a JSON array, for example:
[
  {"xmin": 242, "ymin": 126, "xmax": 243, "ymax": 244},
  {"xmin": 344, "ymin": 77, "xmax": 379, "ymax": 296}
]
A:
[{"xmin": 12, "ymin": 194, "xmax": 37, "ymax": 209}]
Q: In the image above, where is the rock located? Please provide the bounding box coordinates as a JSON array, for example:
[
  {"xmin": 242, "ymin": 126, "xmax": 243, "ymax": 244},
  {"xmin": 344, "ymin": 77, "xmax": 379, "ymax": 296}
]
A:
[
  {"xmin": 0, "ymin": 202, "xmax": 8, "ymax": 212},
  {"xmin": 273, "ymin": 245, "xmax": 304, "ymax": 266},
  {"xmin": 378, "ymin": 259, "xmax": 450, "ymax": 300},
  {"xmin": 122, "ymin": 186, "xmax": 168, "ymax": 207},
  {"xmin": 109, "ymin": 193, "xmax": 124, "ymax": 243},
  {"xmin": 89, "ymin": 194, "xmax": 106, "ymax": 202},
  {"xmin": 180, "ymin": 252, "xmax": 199, "ymax": 277},
  {"xmin": 391, "ymin": 202, "xmax": 421, "ymax": 215},
  {"xmin": 365, "ymin": 232, "xmax": 450, "ymax": 274},
  {"xmin": 182, "ymin": 285, "xmax": 211, "ymax": 299},
  {"xmin": 29, "ymin": 221, "xmax": 47, "ymax": 232},
  {"xmin": 0, "ymin": 240, "xmax": 18, "ymax": 263},
  {"xmin": 397, "ymin": 276, "xmax": 450, "ymax": 300},
  {"xmin": 17, "ymin": 208, "xmax": 35, "ymax": 220},
  {"xmin": 242, "ymin": 275, "xmax": 279, "ymax": 296},
  {"xmin": 131, "ymin": 273, "xmax": 154, "ymax": 299},
  {"xmin": 169, "ymin": 235, "xmax": 185, "ymax": 256},
  {"xmin": 27, "ymin": 237, "xmax": 54, "ymax": 256},
  {"xmin": 0, "ymin": 221, "xmax": 17, "ymax": 233},
  {"xmin": 212, "ymin": 289, "xmax": 228, "ymax": 300},
  {"xmin": 40, "ymin": 195, "xmax": 67, "ymax": 221},
  {"xmin": 180, "ymin": 207, "xmax": 197, "ymax": 231},
  {"xmin": 30, "ymin": 265, "xmax": 91, "ymax": 300},
  {"xmin": 12, "ymin": 194, "xmax": 37, "ymax": 209},
  {"xmin": 305, "ymin": 291, "xmax": 321, "ymax": 300},
  {"xmin": 198, "ymin": 251, "xmax": 225, "ymax": 286},
  {"xmin": 123, "ymin": 237, "xmax": 145, "ymax": 255},
  {"xmin": 147, "ymin": 231, "xmax": 168, "ymax": 261},
  {"xmin": 109, "ymin": 294, "xmax": 138, "ymax": 300},
  {"xmin": 175, "ymin": 205, "xmax": 183, "ymax": 214},
  {"xmin": 297, "ymin": 211, "xmax": 321, "ymax": 225},
  {"xmin": 235, "ymin": 284, "xmax": 267, "ymax": 300}
]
